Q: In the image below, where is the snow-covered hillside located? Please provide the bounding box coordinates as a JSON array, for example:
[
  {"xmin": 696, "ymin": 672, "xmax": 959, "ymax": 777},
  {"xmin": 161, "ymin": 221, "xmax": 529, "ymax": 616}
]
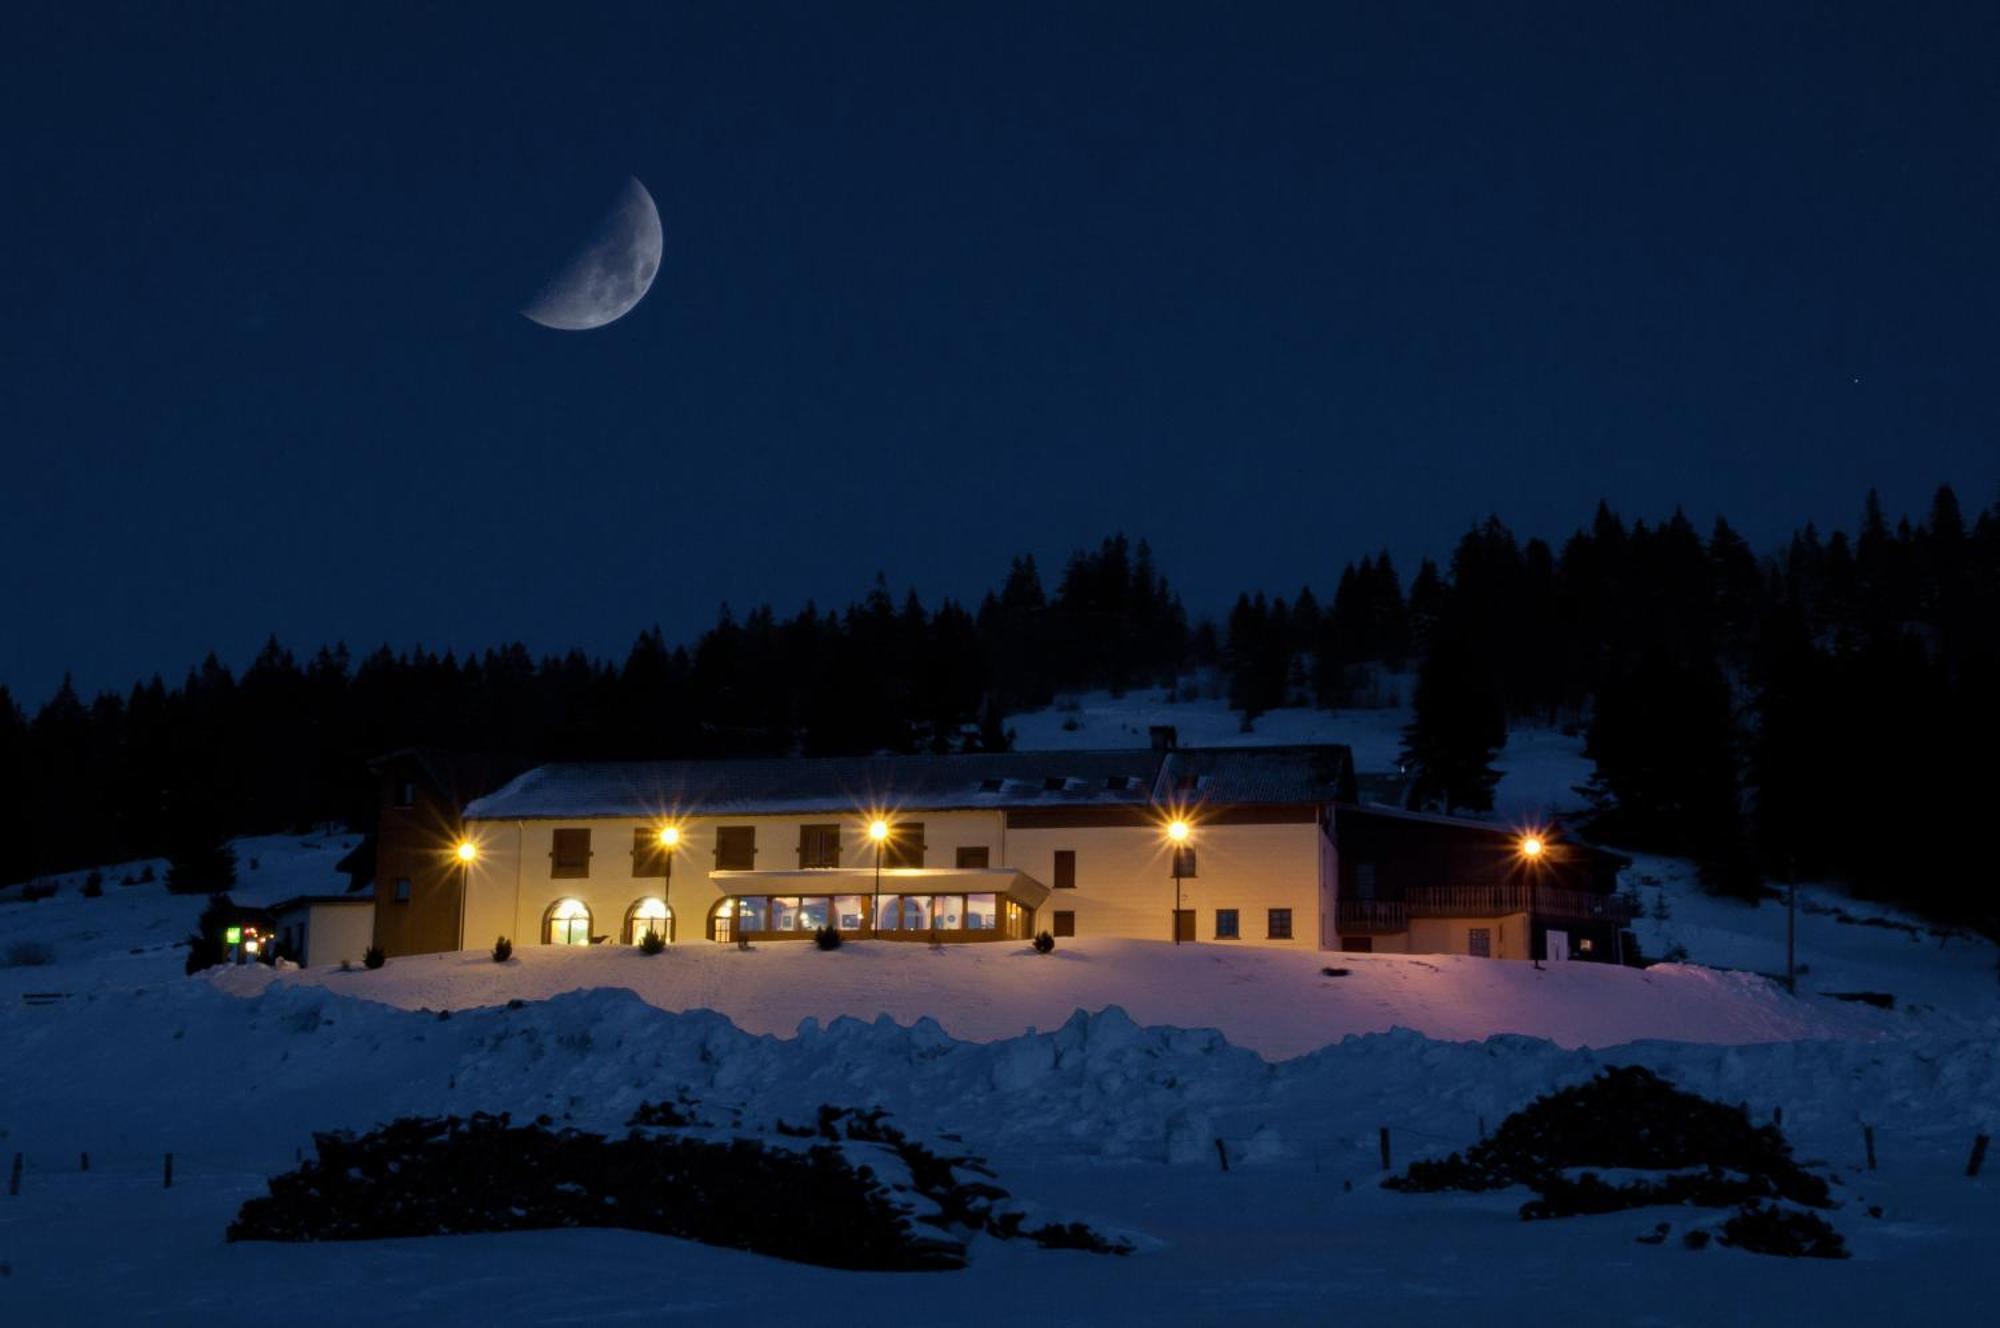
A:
[
  {"xmin": 1007, "ymin": 685, "xmax": 1595, "ymax": 822},
  {"xmin": 0, "ymin": 832, "xmax": 360, "ymax": 998}
]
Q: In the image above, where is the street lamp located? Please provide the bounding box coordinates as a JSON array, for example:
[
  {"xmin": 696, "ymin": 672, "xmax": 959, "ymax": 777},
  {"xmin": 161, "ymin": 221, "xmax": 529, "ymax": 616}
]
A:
[
  {"xmin": 454, "ymin": 838, "xmax": 478, "ymax": 952},
  {"xmin": 1166, "ymin": 819, "xmax": 1191, "ymax": 945},
  {"xmin": 655, "ymin": 825, "xmax": 680, "ymax": 945},
  {"xmin": 1519, "ymin": 832, "xmax": 1545, "ymax": 968},
  {"xmin": 868, "ymin": 818, "xmax": 891, "ymax": 936}
]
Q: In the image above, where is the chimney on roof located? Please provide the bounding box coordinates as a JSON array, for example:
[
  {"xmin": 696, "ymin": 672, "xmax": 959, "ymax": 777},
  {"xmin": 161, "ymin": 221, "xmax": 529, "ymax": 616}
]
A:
[{"xmin": 1149, "ymin": 724, "xmax": 1178, "ymax": 752}]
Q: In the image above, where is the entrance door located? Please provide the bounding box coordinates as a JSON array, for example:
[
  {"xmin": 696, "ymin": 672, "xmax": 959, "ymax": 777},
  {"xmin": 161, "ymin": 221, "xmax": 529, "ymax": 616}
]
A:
[
  {"xmin": 1174, "ymin": 909, "xmax": 1197, "ymax": 942},
  {"xmin": 1467, "ymin": 927, "xmax": 1492, "ymax": 958},
  {"xmin": 1546, "ymin": 931, "xmax": 1571, "ymax": 963}
]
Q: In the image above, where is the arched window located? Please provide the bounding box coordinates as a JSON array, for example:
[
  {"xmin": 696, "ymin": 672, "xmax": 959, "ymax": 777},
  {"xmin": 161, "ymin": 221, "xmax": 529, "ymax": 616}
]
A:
[
  {"xmin": 708, "ymin": 897, "xmax": 736, "ymax": 943},
  {"xmin": 544, "ymin": 898, "xmax": 591, "ymax": 946},
  {"xmin": 625, "ymin": 897, "xmax": 672, "ymax": 944}
]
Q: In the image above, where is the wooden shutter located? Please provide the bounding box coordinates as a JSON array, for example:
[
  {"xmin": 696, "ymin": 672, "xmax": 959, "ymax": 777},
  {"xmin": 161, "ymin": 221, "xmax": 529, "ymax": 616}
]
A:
[
  {"xmin": 1052, "ymin": 910, "xmax": 1076, "ymax": 938},
  {"xmin": 798, "ymin": 824, "xmax": 840, "ymax": 869},
  {"xmin": 631, "ymin": 829, "xmax": 670, "ymax": 878},
  {"xmin": 715, "ymin": 826, "xmax": 756, "ymax": 871},
  {"xmin": 1052, "ymin": 850, "xmax": 1076, "ymax": 889},
  {"xmin": 885, "ymin": 822, "xmax": 925, "ymax": 869},
  {"xmin": 955, "ymin": 846, "xmax": 990, "ymax": 869},
  {"xmin": 550, "ymin": 828, "xmax": 592, "ymax": 878}
]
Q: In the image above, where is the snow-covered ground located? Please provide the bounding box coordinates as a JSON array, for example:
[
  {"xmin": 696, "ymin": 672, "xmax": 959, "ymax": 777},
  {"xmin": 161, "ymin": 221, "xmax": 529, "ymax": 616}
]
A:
[
  {"xmin": 205, "ymin": 938, "xmax": 1885, "ymax": 1056},
  {"xmin": 4, "ymin": 727, "xmax": 1999, "ymax": 1323}
]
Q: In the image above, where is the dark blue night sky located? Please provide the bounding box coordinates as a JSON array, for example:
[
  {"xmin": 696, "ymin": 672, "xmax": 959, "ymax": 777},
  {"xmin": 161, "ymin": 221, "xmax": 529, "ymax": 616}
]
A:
[{"xmin": 4, "ymin": 1, "xmax": 1996, "ymax": 703}]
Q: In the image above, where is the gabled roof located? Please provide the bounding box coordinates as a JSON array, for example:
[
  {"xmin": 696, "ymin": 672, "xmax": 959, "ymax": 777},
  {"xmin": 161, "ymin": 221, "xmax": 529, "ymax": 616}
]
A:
[{"xmin": 462, "ymin": 744, "xmax": 1355, "ymax": 822}]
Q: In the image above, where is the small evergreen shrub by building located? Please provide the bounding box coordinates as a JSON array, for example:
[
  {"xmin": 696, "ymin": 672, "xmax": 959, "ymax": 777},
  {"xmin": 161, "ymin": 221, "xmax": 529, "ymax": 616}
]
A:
[
  {"xmin": 82, "ymin": 870, "xmax": 104, "ymax": 898},
  {"xmin": 813, "ymin": 925, "xmax": 842, "ymax": 951},
  {"xmin": 362, "ymin": 945, "xmax": 386, "ymax": 970},
  {"xmin": 639, "ymin": 929, "xmax": 666, "ymax": 955},
  {"xmin": 1032, "ymin": 930, "xmax": 1055, "ymax": 954},
  {"xmin": 491, "ymin": 936, "xmax": 513, "ymax": 963}
]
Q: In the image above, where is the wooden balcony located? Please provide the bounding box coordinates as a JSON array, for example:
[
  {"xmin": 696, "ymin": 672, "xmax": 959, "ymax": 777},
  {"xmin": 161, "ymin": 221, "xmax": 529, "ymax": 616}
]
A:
[
  {"xmin": 1334, "ymin": 899, "xmax": 1408, "ymax": 934},
  {"xmin": 1339, "ymin": 884, "xmax": 1636, "ymax": 933}
]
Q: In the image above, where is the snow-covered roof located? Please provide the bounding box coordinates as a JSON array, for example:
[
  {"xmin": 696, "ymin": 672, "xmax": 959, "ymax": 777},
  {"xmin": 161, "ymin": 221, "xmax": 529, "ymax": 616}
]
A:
[{"xmin": 463, "ymin": 745, "xmax": 1355, "ymax": 822}]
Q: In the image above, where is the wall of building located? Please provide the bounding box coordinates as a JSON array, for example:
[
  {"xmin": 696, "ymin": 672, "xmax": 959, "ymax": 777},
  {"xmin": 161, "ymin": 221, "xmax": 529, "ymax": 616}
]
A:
[
  {"xmin": 1407, "ymin": 912, "xmax": 1531, "ymax": 961},
  {"xmin": 371, "ymin": 763, "xmax": 466, "ymax": 957},
  {"xmin": 277, "ymin": 902, "xmax": 377, "ymax": 967},
  {"xmin": 1003, "ymin": 813, "xmax": 1326, "ymax": 948},
  {"xmin": 462, "ymin": 810, "xmax": 1012, "ymax": 950}
]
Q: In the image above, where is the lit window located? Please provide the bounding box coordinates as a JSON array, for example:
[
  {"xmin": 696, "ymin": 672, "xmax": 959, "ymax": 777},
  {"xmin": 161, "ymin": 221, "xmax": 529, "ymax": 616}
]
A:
[
  {"xmin": 626, "ymin": 897, "xmax": 669, "ymax": 944},
  {"xmin": 546, "ymin": 898, "xmax": 591, "ymax": 945}
]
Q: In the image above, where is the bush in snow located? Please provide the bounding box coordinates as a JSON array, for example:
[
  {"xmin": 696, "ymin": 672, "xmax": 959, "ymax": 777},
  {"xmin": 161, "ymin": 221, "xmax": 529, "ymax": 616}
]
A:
[
  {"xmin": 492, "ymin": 936, "xmax": 513, "ymax": 962},
  {"xmin": 1719, "ymin": 1203, "xmax": 1848, "ymax": 1259},
  {"xmin": 363, "ymin": 945, "xmax": 385, "ymax": 970},
  {"xmin": 814, "ymin": 925, "xmax": 842, "ymax": 951},
  {"xmin": 639, "ymin": 929, "xmax": 666, "ymax": 955},
  {"xmin": 4, "ymin": 940, "xmax": 55, "ymax": 968},
  {"xmin": 227, "ymin": 1112, "xmax": 972, "ymax": 1271},
  {"xmin": 82, "ymin": 870, "xmax": 104, "ymax": 898},
  {"xmin": 1032, "ymin": 931, "xmax": 1055, "ymax": 954},
  {"xmin": 1386, "ymin": 1065, "xmax": 1834, "ymax": 1228}
]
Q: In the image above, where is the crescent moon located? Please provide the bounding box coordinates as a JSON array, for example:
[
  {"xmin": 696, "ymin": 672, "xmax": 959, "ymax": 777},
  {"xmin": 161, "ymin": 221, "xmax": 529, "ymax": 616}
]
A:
[{"xmin": 522, "ymin": 177, "xmax": 662, "ymax": 331}]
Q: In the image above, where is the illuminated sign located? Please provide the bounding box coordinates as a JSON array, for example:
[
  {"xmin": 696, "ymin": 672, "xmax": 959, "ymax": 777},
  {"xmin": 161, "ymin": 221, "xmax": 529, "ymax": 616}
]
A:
[{"xmin": 224, "ymin": 926, "xmax": 242, "ymax": 945}]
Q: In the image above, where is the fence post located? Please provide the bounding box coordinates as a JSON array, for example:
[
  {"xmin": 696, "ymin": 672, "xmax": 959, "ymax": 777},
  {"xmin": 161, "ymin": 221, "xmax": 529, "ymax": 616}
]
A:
[
  {"xmin": 7, "ymin": 1152, "xmax": 20, "ymax": 1197},
  {"xmin": 164, "ymin": 1152, "xmax": 174, "ymax": 1189},
  {"xmin": 1864, "ymin": 1126, "xmax": 1877, "ymax": 1171},
  {"xmin": 1969, "ymin": 1134, "xmax": 1990, "ymax": 1179},
  {"xmin": 1379, "ymin": 1126, "xmax": 1391, "ymax": 1172}
]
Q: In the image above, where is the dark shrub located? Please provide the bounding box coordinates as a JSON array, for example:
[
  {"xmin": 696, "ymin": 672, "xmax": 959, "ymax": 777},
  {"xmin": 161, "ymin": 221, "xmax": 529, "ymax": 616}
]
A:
[
  {"xmin": 363, "ymin": 946, "xmax": 385, "ymax": 970},
  {"xmin": 814, "ymin": 925, "xmax": 842, "ymax": 951},
  {"xmin": 1032, "ymin": 931, "xmax": 1055, "ymax": 954},
  {"xmin": 492, "ymin": 936, "xmax": 513, "ymax": 962},
  {"xmin": 4, "ymin": 940, "xmax": 55, "ymax": 968},
  {"xmin": 1387, "ymin": 1065, "xmax": 1833, "ymax": 1218},
  {"xmin": 639, "ymin": 930, "xmax": 666, "ymax": 955},
  {"xmin": 227, "ymin": 1113, "xmax": 967, "ymax": 1272},
  {"xmin": 184, "ymin": 893, "xmax": 249, "ymax": 975},
  {"xmin": 82, "ymin": 870, "xmax": 104, "ymax": 898},
  {"xmin": 1720, "ymin": 1203, "xmax": 1848, "ymax": 1258},
  {"xmin": 166, "ymin": 833, "xmax": 237, "ymax": 896}
]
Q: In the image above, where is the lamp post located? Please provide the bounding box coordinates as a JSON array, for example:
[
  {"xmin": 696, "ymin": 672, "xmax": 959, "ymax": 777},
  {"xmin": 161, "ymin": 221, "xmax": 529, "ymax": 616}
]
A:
[
  {"xmin": 1520, "ymin": 834, "xmax": 1544, "ymax": 968},
  {"xmin": 656, "ymin": 825, "xmax": 680, "ymax": 944},
  {"xmin": 454, "ymin": 838, "xmax": 478, "ymax": 952},
  {"xmin": 1166, "ymin": 819, "xmax": 1190, "ymax": 945},
  {"xmin": 868, "ymin": 818, "xmax": 890, "ymax": 937}
]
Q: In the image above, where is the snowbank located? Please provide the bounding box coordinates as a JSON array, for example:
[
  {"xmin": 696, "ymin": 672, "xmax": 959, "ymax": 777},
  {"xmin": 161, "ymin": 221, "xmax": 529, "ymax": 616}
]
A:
[{"xmin": 206, "ymin": 936, "xmax": 1888, "ymax": 1058}]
